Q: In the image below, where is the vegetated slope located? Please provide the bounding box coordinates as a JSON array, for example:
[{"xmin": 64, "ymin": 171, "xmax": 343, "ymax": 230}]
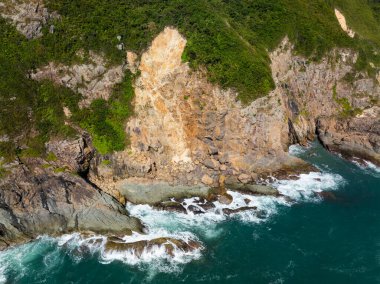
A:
[{"xmin": 0, "ymin": 0, "xmax": 380, "ymax": 160}]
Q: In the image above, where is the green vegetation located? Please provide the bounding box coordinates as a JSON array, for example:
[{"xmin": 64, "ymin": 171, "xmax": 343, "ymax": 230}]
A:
[
  {"xmin": 73, "ymin": 72, "xmax": 135, "ymax": 154},
  {"xmin": 333, "ymin": 84, "xmax": 363, "ymax": 117},
  {"xmin": 1, "ymin": 0, "xmax": 380, "ymax": 160},
  {"xmin": 42, "ymin": 0, "xmax": 380, "ymax": 103}
]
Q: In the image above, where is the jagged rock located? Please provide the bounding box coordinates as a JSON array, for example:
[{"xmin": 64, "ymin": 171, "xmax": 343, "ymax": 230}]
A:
[
  {"xmin": 0, "ymin": 162, "xmax": 143, "ymax": 250},
  {"xmin": 187, "ymin": 205, "xmax": 204, "ymax": 215},
  {"xmin": 155, "ymin": 201, "xmax": 187, "ymax": 214},
  {"xmin": 202, "ymin": 158, "xmax": 220, "ymax": 170},
  {"xmin": 0, "ymin": 1, "xmax": 60, "ymax": 39},
  {"xmin": 104, "ymin": 237, "xmax": 202, "ymax": 257},
  {"xmin": 31, "ymin": 52, "xmax": 125, "ymax": 107},
  {"xmin": 238, "ymin": 173, "xmax": 252, "ymax": 184},
  {"xmin": 201, "ymin": 175, "xmax": 214, "ymax": 186},
  {"xmin": 222, "ymin": 206, "xmax": 257, "ymax": 215}
]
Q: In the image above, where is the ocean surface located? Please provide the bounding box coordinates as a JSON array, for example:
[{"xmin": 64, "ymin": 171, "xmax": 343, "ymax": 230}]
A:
[{"xmin": 1, "ymin": 141, "xmax": 379, "ymax": 284}]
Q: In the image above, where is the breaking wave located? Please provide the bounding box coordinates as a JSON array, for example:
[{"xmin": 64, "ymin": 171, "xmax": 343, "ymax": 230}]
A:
[{"xmin": 0, "ymin": 143, "xmax": 347, "ymax": 281}]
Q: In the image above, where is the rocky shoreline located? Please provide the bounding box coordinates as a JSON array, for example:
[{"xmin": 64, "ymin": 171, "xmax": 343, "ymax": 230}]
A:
[{"xmin": 0, "ymin": 3, "xmax": 379, "ymax": 257}]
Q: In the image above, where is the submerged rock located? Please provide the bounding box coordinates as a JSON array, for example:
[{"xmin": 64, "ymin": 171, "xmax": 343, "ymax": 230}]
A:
[
  {"xmin": 104, "ymin": 237, "xmax": 202, "ymax": 257},
  {"xmin": 222, "ymin": 206, "xmax": 258, "ymax": 215}
]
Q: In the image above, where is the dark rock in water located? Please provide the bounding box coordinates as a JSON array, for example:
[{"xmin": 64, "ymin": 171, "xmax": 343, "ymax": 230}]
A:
[
  {"xmin": 155, "ymin": 202, "xmax": 187, "ymax": 214},
  {"xmin": 318, "ymin": 191, "xmax": 337, "ymax": 201},
  {"xmin": 217, "ymin": 193, "xmax": 233, "ymax": 205},
  {"xmin": 198, "ymin": 202, "xmax": 216, "ymax": 211},
  {"xmin": 244, "ymin": 198, "xmax": 251, "ymax": 205},
  {"xmin": 256, "ymin": 210, "xmax": 268, "ymax": 219},
  {"xmin": 222, "ymin": 206, "xmax": 257, "ymax": 215},
  {"xmin": 105, "ymin": 237, "xmax": 202, "ymax": 257},
  {"xmin": 187, "ymin": 205, "xmax": 204, "ymax": 215}
]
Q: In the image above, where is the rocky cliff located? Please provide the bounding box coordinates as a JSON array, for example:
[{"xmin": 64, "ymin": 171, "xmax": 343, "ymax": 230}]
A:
[
  {"xmin": 0, "ymin": 1, "xmax": 379, "ymax": 249},
  {"xmin": 85, "ymin": 28, "xmax": 379, "ymax": 203}
]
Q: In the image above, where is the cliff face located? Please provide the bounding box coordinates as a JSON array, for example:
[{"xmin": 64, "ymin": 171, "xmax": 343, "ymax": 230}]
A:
[
  {"xmin": 271, "ymin": 38, "xmax": 380, "ymax": 165},
  {"xmin": 0, "ymin": 150, "xmax": 142, "ymax": 250},
  {"xmin": 0, "ymin": 4, "xmax": 379, "ymax": 248},
  {"xmin": 86, "ymin": 28, "xmax": 379, "ymax": 203},
  {"xmin": 87, "ymin": 28, "xmax": 310, "ymax": 201}
]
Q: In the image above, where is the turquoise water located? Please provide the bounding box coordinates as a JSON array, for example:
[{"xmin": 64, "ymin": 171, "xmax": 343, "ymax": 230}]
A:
[{"xmin": 1, "ymin": 142, "xmax": 380, "ymax": 283}]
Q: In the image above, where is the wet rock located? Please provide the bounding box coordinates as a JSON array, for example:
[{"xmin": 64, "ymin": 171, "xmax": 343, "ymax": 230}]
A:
[
  {"xmin": 198, "ymin": 202, "xmax": 216, "ymax": 211},
  {"xmin": 226, "ymin": 183, "xmax": 280, "ymax": 196},
  {"xmin": 105, "ymin": 237, "xmax": 202, "ymax": 257},
  {"xmin": 217, "ymin": 193, "xmax": 233, "ymax": 205},
  {"xmin": 155, "ymin": 201, "xmax": 187, "ymax": 214},
  {"xmin": 222, "ymin": 206, "xmax": 257, "ymax": 215},
  {"xmin": 0, "ymin": 162, "xmax": 143, "ymax": 249},
  {"xmin": 187, "ymin": 205, "xmax": 204, "ymax": 215}
]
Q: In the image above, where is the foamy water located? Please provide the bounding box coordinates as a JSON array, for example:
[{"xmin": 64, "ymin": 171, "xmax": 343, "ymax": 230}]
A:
[
  {"xmin": 352, "ymin": 159, "xmax": 380, "ymax": 177},
  {"xmin": 0, "ymin": 144, "xmax": 347, "ymax": 281}
]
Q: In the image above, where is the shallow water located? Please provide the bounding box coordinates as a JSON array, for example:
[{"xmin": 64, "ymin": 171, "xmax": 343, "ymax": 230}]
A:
[{"xmin": 1, "ymin": 141, "xmax": 379, "ymax": 283}]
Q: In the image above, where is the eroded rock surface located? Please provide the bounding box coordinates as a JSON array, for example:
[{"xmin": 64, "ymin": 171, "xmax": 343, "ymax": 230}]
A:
[
  {"xmin": 31, "ymin": 51, "xmax": 127, "ymax": 107},
  {"xmin": 0, "ymin": 157, "xmax": 142, "ymax": 250},
  {"xmin": 89, "ymin": 28, "xmax": 310, "ymax": 199},
  {"xmin": 272, "ymin": 38, "xmax": 380, "ymax": 166},
  {"xmin": 0, "ymin": 0, "xmax": 59, "ymax": 39}
]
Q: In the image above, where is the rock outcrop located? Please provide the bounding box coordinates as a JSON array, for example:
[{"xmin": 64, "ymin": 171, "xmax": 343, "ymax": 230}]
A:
[
  {"xmin": 31, "ymin": 51, "xmax": 127, "ymax": 107},
  {"xmin": 0, "ymin": 158, "xmax": 143, "ymax": 250},
  {"xmin": 88, "ymin": 27, "xmax": 311, "ymax": 200},
  {"xmin": 271, "ymin": 38, "xmax": 380, "ymax": 166},
  {"xmin": 0, "ymin": 0, "xmax": 59, "ymax": 39}
]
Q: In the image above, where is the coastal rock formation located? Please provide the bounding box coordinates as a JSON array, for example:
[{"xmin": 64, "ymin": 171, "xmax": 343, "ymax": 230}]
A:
[
  {"xmin": 31, "ymin": 51, "xmax": 126, "ymax": 107},
  {"xmin": 271, "ymin": 38, "xmax": 380, "ymax": 166},
  {"xmin": 88, "ymin": 27, "xmax": 311, "ymax": 199},
  {"xmin": 0, "ymin": 0, "xmax": 59, "ymax": 39},
  {"xmin": 0, "ymin": 157, "xmax": 142, "ymax": 251},
  {"xmin": 104, "ymin": 237, "xmax": 202, "ymax": 257},
  {"xmin": 87, "ymin": 29, "xmax": 379, "ymax": 203}
]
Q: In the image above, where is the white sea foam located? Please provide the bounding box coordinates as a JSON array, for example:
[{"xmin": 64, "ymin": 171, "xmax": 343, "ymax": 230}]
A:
[
  {"xmin": 352, "ymin": 159, "xmax": 380, "ymax": 177},
  {"xmin": 0, "ymin": 168, "xmax": 345, "ymax": 278},
  {"xmin": 0, "ymin": 267, "xmax": 6, "ymax": 284},
  {"xmin": 53, "ymin": 229, "xmax": 203, "ymax": 275},
  {"xmin": 127, "ymin": 171, "xmax": 344, "ymax": 236},
  {"xmin": 288, "ymin": 144, "xmax": 308, "ymax": 156},
  {"xmin": 273, "ymin": 172, "xmax": 345, "ymax": 201}
]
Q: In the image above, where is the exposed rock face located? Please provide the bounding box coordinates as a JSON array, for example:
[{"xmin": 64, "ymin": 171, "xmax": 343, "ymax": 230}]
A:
[
  {"xmin": 0, "ymin": 0, "xmax": 59, "ymax": 39},
  {"xmin": 317, "ymin": 110, "xmax": 380, "ymax": 165},
  {"xmin": 31, "ymin": 51, "xmax": 126, "ymax": 107},
  {"xmin": 46, "ymin": 132, "xmax": 95, "ymax": 176},
  {"xmin": 271, "ymin": 38, "xmax": 380, "ymax": 166},
  {"xmin": 334, "ymin": 9, "xmax": 355, "ymax": 38},
  {"xmin": 89, "ymin": 27, "xmax": 310, "ymax": 199},
  {"xmin": 88, "ymin": 29, "xmax": 379, "ymax": 202},
  {"xmin": 0, "ymin": 159, "xmax": 142, "ymax": 250}
]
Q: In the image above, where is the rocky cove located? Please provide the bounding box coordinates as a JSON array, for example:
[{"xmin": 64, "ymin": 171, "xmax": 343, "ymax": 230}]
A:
[{"xmin": 0, "ymin": 2, "xmax": 380, "ymax": 267}]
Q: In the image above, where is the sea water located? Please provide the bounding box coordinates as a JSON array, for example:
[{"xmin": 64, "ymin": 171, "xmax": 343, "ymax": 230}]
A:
[{"xmin": 0, "ymin": 141, "xmax": 379, "ymax": 283}]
